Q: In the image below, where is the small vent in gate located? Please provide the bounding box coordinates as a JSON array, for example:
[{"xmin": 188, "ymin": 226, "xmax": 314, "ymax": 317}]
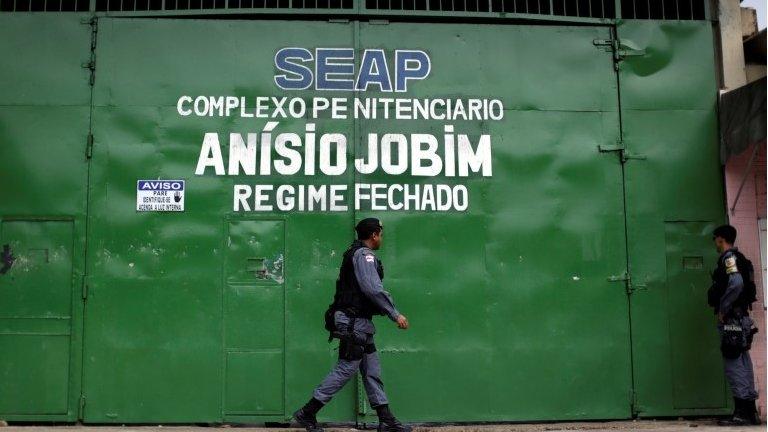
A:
[{"xmin": 620, "ymin": 0, "xmax": 706, "ymax": 20}]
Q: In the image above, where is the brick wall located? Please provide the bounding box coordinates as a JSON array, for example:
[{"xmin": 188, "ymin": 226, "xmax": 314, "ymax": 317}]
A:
[{"xmin": 724, "ymin": 141, "xmax": 767, "ymax": 419}]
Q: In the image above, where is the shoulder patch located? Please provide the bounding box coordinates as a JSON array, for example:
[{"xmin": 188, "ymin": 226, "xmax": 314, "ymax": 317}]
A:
[
  {"xmin": 365, "ymin": 254, "xmax": 375, "ymax": 263},
  {"xmin": 725, "ymin": 256, "xmax": 738, "ymax": 274}
]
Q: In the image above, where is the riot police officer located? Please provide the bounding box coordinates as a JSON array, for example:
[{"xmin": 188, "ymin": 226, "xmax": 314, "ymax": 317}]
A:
[
  {"xmin": 708, "ymin": 224, "xmax": 760, "ymax": 426},
  {"xmin": 293, "ymin": 218, "xmax": 411, "ymax": 432}
]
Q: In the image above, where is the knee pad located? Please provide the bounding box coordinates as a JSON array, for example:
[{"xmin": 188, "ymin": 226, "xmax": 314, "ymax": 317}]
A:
[{"xmin": 339, "ymin": 339, "xmax": 365, "ymax": 361}]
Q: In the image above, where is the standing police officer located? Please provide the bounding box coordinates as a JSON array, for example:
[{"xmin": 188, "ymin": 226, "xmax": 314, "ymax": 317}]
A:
[
  {"xmin": 293, "ymin": 218, "xmax": 411, "ymax": 432},
  {"xmin": 708, "ymin": 224, "xmax": 760, "ymax": 426}
]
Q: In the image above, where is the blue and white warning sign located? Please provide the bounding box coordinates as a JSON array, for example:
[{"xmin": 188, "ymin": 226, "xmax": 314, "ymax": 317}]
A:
[{"xmin": 136, "ymin": 180, "xmax": 185, "ymax": 212}]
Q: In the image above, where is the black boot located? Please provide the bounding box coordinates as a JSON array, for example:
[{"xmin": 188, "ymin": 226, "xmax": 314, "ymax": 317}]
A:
[
  {"xmin": 293, "ymin": 398, "xmax": 324, "ymax": 432},
  {"xmin": 717, "ymin": 398, "xmax": 751, "ymax": 426},
  {"xmin": 375, "ymin": 404, "xmax": 412, "ymax": 432},
  {"xmin": 744, "ymin": 398, "xmax": 761, "ymax": 425}
]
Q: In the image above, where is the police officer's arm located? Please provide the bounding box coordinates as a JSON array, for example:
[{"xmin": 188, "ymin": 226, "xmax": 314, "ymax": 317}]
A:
[
  {"xmin": 719, "ymin": 252, "xmax": 744, "ymax": 317},
  {"xmin": 353, "ymin": 250, "xmax": 401, "ymax": 322}
]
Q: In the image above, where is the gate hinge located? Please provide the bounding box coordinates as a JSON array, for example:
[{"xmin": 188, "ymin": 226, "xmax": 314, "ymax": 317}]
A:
[
  {"xmin": 81, "ymin": 275, "xmax": 89, "ymax": 300},
  {"xmin": 85, "ymin": 133, "xmax": 94, "ymax": 159},
  {"xmin": 608, "ymin": 272, "xmax": 647, "ymax": 294},
  {"xmin": 608, "ymin": 272, "xmax": 632, "ymax": 295},
  {"xmin": 621, "ymin": 151, "xmax": 647, "ymax": 163},
  {"xmin": 598, "ymin": 143, "xmax": 624, "ymax": 153},
  {"xmin": 607, "ymin": 271, "xmax": 630, "ymax": 283},
  {"xmin": 598, "ymin": 142, "xmax": 646, "ymax": 163},
  {"xmin": 593, "ymin": 38, "xmax": 645, "ymax": 69},
  {"xmin": 617, "ymin": 40, "xmax": 646, "ymax": 59},
  {"xmin": 80, "ymin": 17, "xmax": 98, "ymax": 85},
  {"xmin": 592, "ymin": 38, "xmax": 615, "ymax": 51},
  {"xmin": 78, "ymin": 394, "xmax": 86, "ymax": 418},
  {"xmin": 81, "ymin": 59, "xmax": 96, "ymax": 86}
]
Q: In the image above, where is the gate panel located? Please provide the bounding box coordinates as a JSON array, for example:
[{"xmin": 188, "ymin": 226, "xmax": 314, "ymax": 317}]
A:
[
  {"xmin": 356, "ymin": 22, "xmax": 631, "ymax": 422},
  {"xmin": 617, "ymin": 21, "xmax": 729, "ymax": 416},
  {"xmin": 85, "ymin": 18, "xmax": 356, "ymax": 423},
  {"xmin": 0, "ymin": 14, "xmax": 92, "ymax": 422}
]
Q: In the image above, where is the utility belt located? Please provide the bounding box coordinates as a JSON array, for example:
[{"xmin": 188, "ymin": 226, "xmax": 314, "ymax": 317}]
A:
[
  {"xmin": 721, "ymin": 314, "xmax": 758, "ymax": 359},
  {"xmin": 330, "ymin": 312, "xmax": 377, "ymax": 361},
  {"xmin": 339, "ymin": 306, "xmax": 373, "ymax": 321}
]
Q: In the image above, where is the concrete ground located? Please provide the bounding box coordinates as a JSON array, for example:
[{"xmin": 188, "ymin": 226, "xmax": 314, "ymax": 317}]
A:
[{"xmin": 0, "ymin": 421, "xmax": 765, "ymax": 432}]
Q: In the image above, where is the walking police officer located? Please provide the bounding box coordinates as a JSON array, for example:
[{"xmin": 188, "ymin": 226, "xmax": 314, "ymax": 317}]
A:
[
  {"xmin": 294, "ymin": 218, "xmax": 411, "ymax": 432},
  {"xmin": 708, "ymin": 225, "xmax": 760, "ymax": 426}
]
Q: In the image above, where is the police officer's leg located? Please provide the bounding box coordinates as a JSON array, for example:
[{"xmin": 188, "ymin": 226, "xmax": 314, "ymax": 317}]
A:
[
  {"xmin": 312, "ymin": 354, "xmax": 362, "ymax": 403},
  {"xmin": 312, "ymin": 318, "xmax": 368, "ymax": 404},
  {"xmin": 740, "ymin": 352, "xmax": 761, "ymax": 423},
  {"xmin": 724, "ymin": 352, "xmax": 759, "ymax": 401},
  {"xmin": 720, "ymin": 351, "xmax": 760, "ymax": 425},
  {"xmin": 360, "ymin": 337, "xmax": 411, "ymax": 432},
  {"xmin": 359, "ymin": 338, "xmax": 388, "ymax": 407},
  {"xmin": 295, "ymin": 315, "xmax": 364, "ymax": 431},
  {"xmin": 738, "ymin": 316, "xmax": 760, "ymax": 423},
  {"xmin": 296, "ymin": 355, "xmax": 361, "ymax": 432}
]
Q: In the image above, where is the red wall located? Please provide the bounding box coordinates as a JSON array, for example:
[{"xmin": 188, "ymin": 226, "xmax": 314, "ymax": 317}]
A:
[{"xmin": 724, "ymin": 141, "xmax": 766, "ymax": 419}]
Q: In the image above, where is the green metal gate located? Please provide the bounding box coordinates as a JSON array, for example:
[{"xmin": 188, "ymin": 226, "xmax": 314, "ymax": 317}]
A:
[
  {"xmin": 0, "ymin": 6, "xmax": 730, "ymax": 424},
  {"xmin": 79, "ymin": 17, "xmax": 632, "ymax": 423}
]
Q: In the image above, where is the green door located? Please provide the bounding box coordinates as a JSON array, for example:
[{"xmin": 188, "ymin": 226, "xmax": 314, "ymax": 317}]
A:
[
  {"xmin": 0, "ymin": 220, "xmax": 74, "ymax": 415},
  {"xmin": 664, "ymin": 222, "xmax": 725, "ymax": 409},
  {"xmin": 224, "ymin": 219, "xmax": 285, "ymax": 418}
]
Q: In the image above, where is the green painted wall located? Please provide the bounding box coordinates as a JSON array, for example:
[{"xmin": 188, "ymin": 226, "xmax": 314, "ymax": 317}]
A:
[{"xmin": 0, "ymin": 12, "xmax": 728, "ymax": 424}]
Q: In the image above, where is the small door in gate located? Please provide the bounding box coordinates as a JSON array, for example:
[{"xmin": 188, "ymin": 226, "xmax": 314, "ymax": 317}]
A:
[
  {"xmin": 0, "ymin": 220, "xmax": 74, "ymax": 415},
  {"xmin": 224, "ymin": 220, "xmax": 285, "ymax": 416},
  {"xmin": 664, "ymin": 221, "xmax": 725, "ymax": 409}
]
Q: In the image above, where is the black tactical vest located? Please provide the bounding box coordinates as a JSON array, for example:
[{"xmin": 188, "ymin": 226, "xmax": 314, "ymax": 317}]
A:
[
  {"xmin": 709, "ymin": 249, "xmax": 756, "ymax": 314},
  {"xmin": 332, "ymin": 240, "xmax": 384, "ymax": 320}
]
